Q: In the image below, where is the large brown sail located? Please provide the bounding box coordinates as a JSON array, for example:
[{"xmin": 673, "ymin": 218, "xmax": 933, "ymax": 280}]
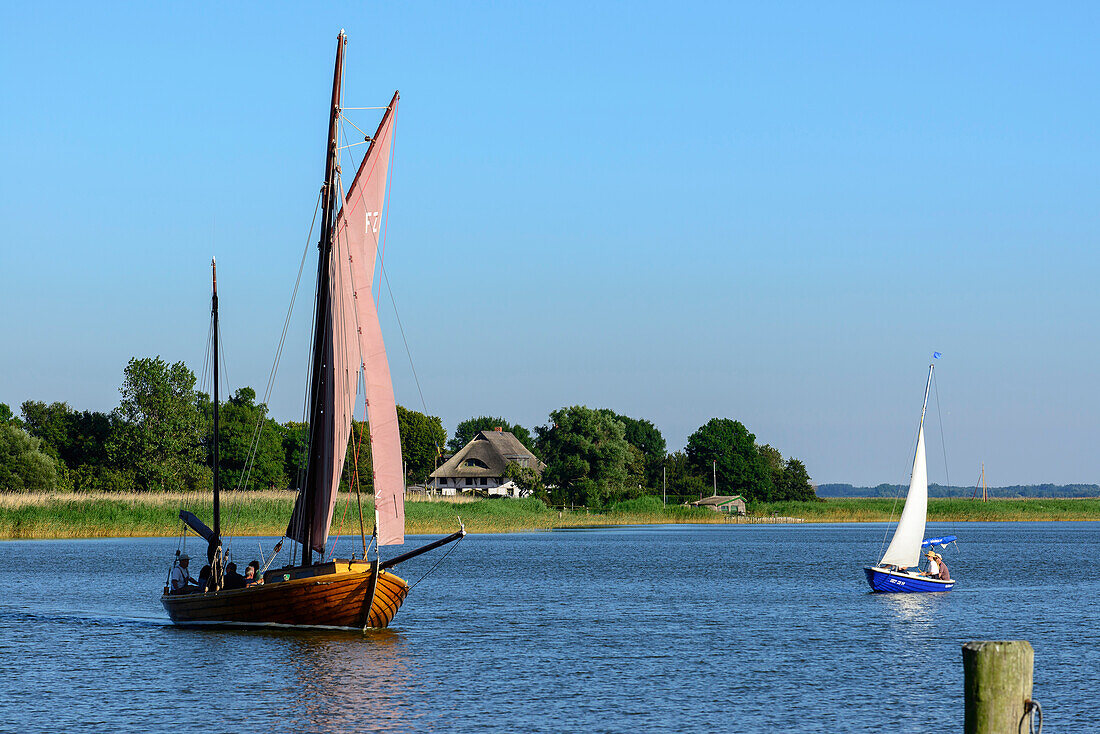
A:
[{"xmin": 288, "ymin": 93, "xmax": 403, "ymax": 553}]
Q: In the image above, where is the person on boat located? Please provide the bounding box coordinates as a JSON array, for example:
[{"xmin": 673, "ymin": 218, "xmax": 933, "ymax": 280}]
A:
[
  {"xmin": 933, "ymin": 553, "xmax": 950, "ymax": 581},
  {"xmin": 196, "ymin": 564, "xmax": 213, "ymax": 593},
  {"xmin": 169, "ymin": 554, "xmax": 196, "ymax": 594},
  {"xmin": 921, "ymin": 550, "xmax": 940, "ymax": 577},
  {"xmin": 244, "ymin": 560, "xmax": 263, "ymax": 586},
  {"xmin": 223, "ymin": 562, "xmax": 247, "ymax": 590}
]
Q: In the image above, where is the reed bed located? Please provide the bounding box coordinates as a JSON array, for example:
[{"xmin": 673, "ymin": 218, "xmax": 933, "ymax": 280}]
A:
[
  {"xmin": 755, "ymin": 497, "xmax": 1100, "ymax": 523},
  {"xmin": 0, "ymin": 494, "xmax": 1098, "ymax": 539}
]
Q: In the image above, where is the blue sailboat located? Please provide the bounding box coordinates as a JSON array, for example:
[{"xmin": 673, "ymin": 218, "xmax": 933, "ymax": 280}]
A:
[{"xmin": 864, "ymin": 363, "xmax": 957, "ymax": 593}]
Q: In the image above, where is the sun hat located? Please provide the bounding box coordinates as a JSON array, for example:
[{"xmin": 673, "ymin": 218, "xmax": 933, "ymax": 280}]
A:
[{"xmin": 179, "ymin": 553, "xmax": 190, "ymax": 561}]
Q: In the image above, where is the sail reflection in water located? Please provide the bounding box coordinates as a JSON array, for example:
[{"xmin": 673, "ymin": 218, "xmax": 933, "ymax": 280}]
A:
[{"xmin": 267, "ymin": 629, "xmax": 421, "ymax": 732}]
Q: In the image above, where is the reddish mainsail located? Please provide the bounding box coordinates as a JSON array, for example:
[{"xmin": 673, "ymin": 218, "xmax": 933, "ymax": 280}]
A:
[{"xmin": 289, "ymin": 93, "xmax": 404, "ymax": 552}]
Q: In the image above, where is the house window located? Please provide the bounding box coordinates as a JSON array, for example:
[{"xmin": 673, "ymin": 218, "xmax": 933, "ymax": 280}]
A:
[
  {"xmin": 480, "ymin": 477, "xmax": 488, "ymax": 486},
  {"xmin": 465, "ymin": 478, "xmax": 473, "ymax": 486},
  {"xmin": 437, "ymin": 478, "xmax": 447, "ymax": 485},
  {"xmin": 463, "ymin": 458, "xmax": 490, "ymax": 469}
]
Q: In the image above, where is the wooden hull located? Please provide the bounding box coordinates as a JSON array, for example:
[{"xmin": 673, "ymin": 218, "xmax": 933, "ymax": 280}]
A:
[{"xmin": 162, "ymin": 560, "xmax": 409, "ymax": 630}]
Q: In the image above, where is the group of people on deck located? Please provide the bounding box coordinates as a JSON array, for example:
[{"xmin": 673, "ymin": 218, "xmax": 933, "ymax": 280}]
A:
[
  {"xmin": 922, "ymin": 550, "xmax": 950, "ymax": 581},
  {"xmin": 883, "ymin": 550, "xmax": 950, "ymax": 580},
  {"xmin": 168, "ymin": 554, "xmax": 264, "ymax": 594}
]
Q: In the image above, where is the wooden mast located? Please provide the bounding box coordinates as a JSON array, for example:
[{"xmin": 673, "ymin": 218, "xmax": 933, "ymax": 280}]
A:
[
  {"xmin": 211, "ymin": 257, "xmax": 222, "ymax": 568},
  {"xmin": 300, "ymin": 30, "xmax": 346, "ymax": 566}
]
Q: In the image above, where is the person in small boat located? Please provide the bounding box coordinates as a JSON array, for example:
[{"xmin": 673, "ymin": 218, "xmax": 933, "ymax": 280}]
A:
[
  {"xmin": 196, "ymin": 564, "xmax": 213, "ymax": 592},
  {"xmin": 244, "ymin": 560, "xmax": 263, "ymax": 586},
  {"xmin": 921, "ymin": 551, "xmax": 950, "ymax": 580},
  {"xmin": 169, "ymin": 554, "xmax": 197, "ymax": 594},
  {"xmin": 223, "ymin": 562, "xmax": 247, "ymax": 590},
  {"xmin": 921, "ymin": 550, "xmax": 940, "ymax": 577},
  {"xmin": 933, "ymin": 553, "xmax": 950, "ymax": 581}
]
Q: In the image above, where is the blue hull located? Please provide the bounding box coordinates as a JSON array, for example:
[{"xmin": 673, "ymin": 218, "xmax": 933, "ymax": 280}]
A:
[{"xmin": 864, "ymin": 567, "xmax": 954, "ymax": 593}]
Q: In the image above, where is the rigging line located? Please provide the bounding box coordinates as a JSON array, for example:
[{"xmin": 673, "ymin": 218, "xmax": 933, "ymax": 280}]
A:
[
  {"xmin": 339, "ymin": 124, "xmax": 360, "ymax": 196},
  {"xmin": 326, "ymin": 199, "xmax": 361, "ymax": 561},
  {"xmin": 328, "ymin": 172, "xmax": 380, "ymax": 560},
  {"xmin": 369, "ymin": 108, "xmax": 431, "ymax": 418},
  {"xmin": 408, "ymin": 533, "xmax": 465, "ymax": 591},
  {"xmin": 338, "ymin": 141, "xmax": 371, "ymax": 151},
  {"xmin": 932, "ymin": 369, "xmax": 956, "ymax": 542},
  {"xmin": 379, "ymin": 258, "xmax": 430, "ymax": 415},
  {"xmin": 199, "ymin": 310, "xmax": 214, "ymax": 401},
  {"xmin": 274, "ymin": 188, "xmax": 323, "ymax": 564},
  {"xmin": 376, "ymin": 104, "xmax": 398, "ymax": 303},
  {"xmin": 292, "ymin": 181, "xmax": 331, "ymax": 564},
  {"xmin": 340, "ymin": 114, "xmax": 372, "ymax": 141},
  {"xmin": 342, "ymin": 106, "xmax": 389, "ymax": 110},
  {"xmin": 933, "ymin": 370, "xmax": 951, "ymax": 487}
]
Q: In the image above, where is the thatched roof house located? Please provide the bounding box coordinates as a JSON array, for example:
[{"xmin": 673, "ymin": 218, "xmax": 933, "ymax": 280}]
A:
[{"xmin": 430, "ymin": 428, "xmax": 544, "ymax": 497}]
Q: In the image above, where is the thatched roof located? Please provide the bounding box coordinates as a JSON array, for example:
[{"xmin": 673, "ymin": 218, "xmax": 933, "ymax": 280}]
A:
[{"xmin": 430, "ymin": 430, "xmax": 544, "ymax": 479}]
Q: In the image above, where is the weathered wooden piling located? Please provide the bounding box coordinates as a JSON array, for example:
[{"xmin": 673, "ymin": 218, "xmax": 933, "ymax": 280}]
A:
[{"xmin": 962, "ymin": 640, "xmax": 1034, "ymax": 734}]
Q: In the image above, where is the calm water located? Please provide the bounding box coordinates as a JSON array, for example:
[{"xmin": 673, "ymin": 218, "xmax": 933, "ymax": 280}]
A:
[{"xmin": 1, "ymin": 522, "xmax": 1098, "ymax": 733}]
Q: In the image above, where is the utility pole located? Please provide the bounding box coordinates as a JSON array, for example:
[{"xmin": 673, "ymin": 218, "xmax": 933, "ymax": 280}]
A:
[
  {"xmin": 712, "ymin": 460, "xmax": 717, "ymax": 497},
  {"xmin": 662, "ymin": 466, "xmax": 667, "ymax": 506}
]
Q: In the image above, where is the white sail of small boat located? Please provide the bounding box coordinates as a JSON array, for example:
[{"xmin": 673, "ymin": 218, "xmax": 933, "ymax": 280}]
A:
[
  {"xmin": 878, "ymin": 378, "xmax": 929, "ymax": 570},
  {"xmin": 864, "ymin": 361, "xmax": 956, "ymax": 593}
]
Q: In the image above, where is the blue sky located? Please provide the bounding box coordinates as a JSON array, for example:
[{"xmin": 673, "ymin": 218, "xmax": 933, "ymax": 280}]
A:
[{"xmin": 2, "ymin": 2, "xmax": 1097, "ymax": 486}]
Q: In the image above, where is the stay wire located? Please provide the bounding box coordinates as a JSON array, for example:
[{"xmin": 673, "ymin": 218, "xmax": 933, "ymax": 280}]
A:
[
  {"xmin": 932, "ymin": 370, "xmax": 950, "ymax": 487},
  {"xmin": 932, "ymin": 368, "xmax": 958, "ymax": 548},
  {"xmin": 407, "ymin": 533, "xmax": 464, "ymax": 592}
]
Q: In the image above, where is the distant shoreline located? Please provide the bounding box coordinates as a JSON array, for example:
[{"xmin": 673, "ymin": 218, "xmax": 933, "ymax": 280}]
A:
[{"xmin": 1, "ymin": 493, "xmax": 1099, "ymax": 540}]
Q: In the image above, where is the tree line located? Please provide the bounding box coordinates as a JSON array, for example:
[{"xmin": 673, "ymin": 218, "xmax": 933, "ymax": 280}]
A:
[{"xmin": 1, "ymin": 356, "xmax": 817, "ymax": 506}]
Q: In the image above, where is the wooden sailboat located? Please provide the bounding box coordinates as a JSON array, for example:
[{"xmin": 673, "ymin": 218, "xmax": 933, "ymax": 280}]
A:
[
  {"xmin": 863, "ymin": 362, "xmax": 956, "ymax": 593},
  {"xmin": 162, "ymin": 31, "xmax": 464, "ymax": 629}
]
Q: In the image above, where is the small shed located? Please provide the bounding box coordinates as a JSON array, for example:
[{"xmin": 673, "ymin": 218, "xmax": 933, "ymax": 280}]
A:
[{"xmin": 689, "ymin": 495, "xmax": 747, "ymax": 515}]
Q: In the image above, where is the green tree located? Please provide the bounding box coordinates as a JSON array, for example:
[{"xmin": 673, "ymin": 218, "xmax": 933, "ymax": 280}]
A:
[
  {"xmin": 20, "ymin": 401, "xmax": 120, "ymax": 491},
  {"xmin": 685, "ymin": 418, "xmax": 773, "ymax": 502},
  {"xmin": 504, "ymin": 461, "xmax": 547, "ymax": 501},
  {"xmin": 597, "ymin": 409, "xmax": 666, "ymax": 489},
  {"xmin": 663, "ymin": 450, "xmax": 709, "ymax": 502},
  {"xmin": 19, "ymin": 400, "xmax": 71, "ymax": 460},
  {"xmin": 0, "ymin": 424, "xmax": 59, "ymax": 491},
  {"xmin": 0, "ymin": 403, "xmax": 19, "ymax": 426},
  {"xmin": 280, "ymin": 418, "xmax": 377, "ymax": 493},
  {"xmin": 201, "ymin": 387, "xmax": 287, "ymax": 491},
  {"xmin": 448, "ymin": 416, "xmax": 535, "ymax": 454},
  {"xmin": 281, "ymin": 421, "xmax": 310, "ymax": 489},
  {"xmin": 535, "ymin": 405, "xmax": 632, "ymax": 507},
  {"xmin": 341, "ymin": 419, "xmax": 374, "ymax": 493},
  {"xmin": 396, "ymin": 406, "xmax": 446, "ymax": 484},
  {"xmin": 63, "ymin": 410, "xmax": 116, "ymax": 471},
  {"xmin": 108, "ymin": 356, "xmax": 206, "ymax": 491},
  {"xmin": 756, "ymin": 443, "xmax": 786, "ymax": 502},
  {"xmin": 780, "ymin": 458, "xmax": 817, "ymax": 501}
]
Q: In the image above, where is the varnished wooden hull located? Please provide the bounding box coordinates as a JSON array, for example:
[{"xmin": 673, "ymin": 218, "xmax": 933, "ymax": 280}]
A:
[{"xmin": 161, "ymin": 560, "xmax": 409, "ymax": 630}]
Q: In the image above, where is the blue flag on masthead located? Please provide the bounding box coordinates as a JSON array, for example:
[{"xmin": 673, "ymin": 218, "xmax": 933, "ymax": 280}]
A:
[{"xmin": 933, "ymin": 351, "xmax": 942, "ymax": 359}]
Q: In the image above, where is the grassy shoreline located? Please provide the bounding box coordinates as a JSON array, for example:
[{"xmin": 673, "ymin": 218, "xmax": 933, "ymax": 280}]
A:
[{"xmin": 1, "ymin": 493, "xmax": 1098, "ymax": 540}]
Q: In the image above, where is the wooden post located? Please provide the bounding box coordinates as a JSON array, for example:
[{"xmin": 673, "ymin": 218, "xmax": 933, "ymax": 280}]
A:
[{"xmin": 962, "ymin": 640, "xmax": 1034, "ymax": 734}]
